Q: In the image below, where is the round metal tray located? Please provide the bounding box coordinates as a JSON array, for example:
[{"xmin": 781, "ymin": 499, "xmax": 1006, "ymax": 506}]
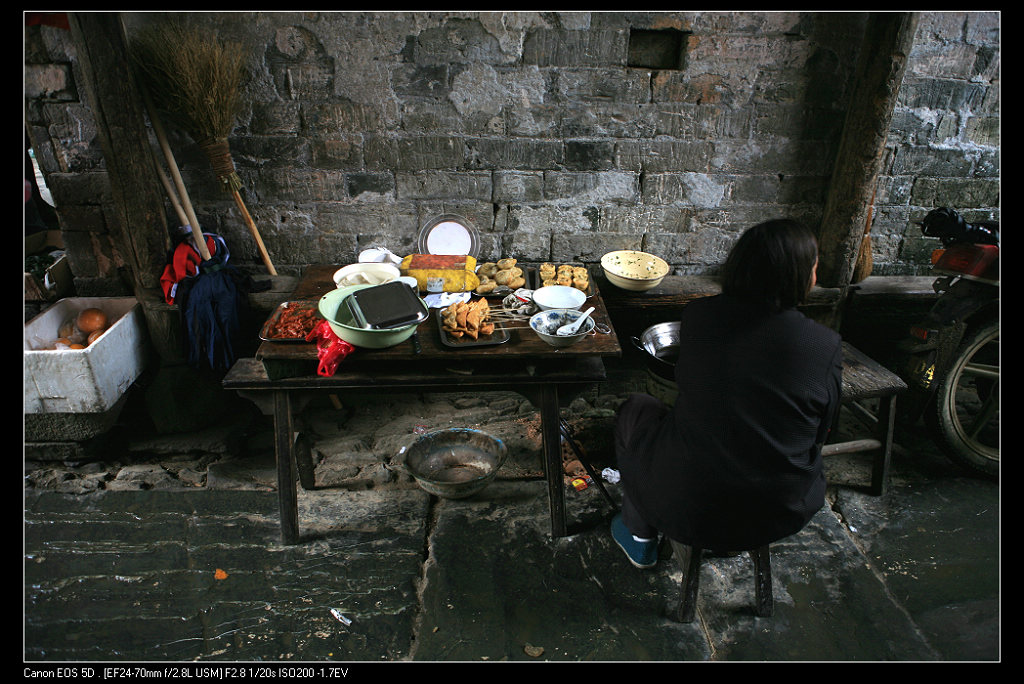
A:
[{"xmin": 417, "ymin": 214, "xmax": 480, "ymax": 257}]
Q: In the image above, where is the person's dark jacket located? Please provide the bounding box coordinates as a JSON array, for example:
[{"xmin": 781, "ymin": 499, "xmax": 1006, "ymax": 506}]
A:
[{"xmin": 621, "ymin": 294, "xmax": 843, "ymax": 550}]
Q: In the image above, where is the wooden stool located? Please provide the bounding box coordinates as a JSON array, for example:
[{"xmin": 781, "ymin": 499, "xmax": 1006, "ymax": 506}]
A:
[{"xmin": 668, "ymin": 542, "xmax": 773, "ymax": 622}]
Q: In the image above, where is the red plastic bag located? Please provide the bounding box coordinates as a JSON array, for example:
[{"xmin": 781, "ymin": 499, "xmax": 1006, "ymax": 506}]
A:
[{"xmin": 305, "ymin": 320, "xmax": 355, "ymax": 376}]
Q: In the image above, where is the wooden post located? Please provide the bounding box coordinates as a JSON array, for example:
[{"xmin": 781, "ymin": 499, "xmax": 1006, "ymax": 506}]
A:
[
  {"xmin": 817, "ymin": 13, "xmax": 919, "ymax": 291},
  {"xmin": 66, "ymin": 12, "xmax": 170, "ymax": 291},
  {"xmin": 67, "ymin": 12, "xmax": 184, "ymax": 362}
]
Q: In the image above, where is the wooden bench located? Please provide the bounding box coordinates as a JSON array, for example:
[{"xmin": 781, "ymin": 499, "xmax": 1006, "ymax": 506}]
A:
[{"xmin": 826, "ymin": 342, "xmax": 907, "ymax": 495}]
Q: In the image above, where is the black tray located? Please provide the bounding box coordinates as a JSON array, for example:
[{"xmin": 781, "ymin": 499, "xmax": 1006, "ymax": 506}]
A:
[
  {"xmin": 436, "ymin": 310, "xmax": 511, "ymax": 348},
  {"xmin": 346, "ymin": 281, "xmax": 429, "ymax": 329}
]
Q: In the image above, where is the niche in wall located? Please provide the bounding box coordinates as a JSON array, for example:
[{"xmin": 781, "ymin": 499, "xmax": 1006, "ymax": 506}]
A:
[{"xmin": 627, "ymin": 28, "xmax": 690, "ymax": 70}]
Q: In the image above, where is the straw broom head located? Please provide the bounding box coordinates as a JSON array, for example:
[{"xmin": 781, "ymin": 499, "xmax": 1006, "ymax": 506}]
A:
[{"xmin": 130, "ymin": 19, "xmax": 247, "ymax": 192}]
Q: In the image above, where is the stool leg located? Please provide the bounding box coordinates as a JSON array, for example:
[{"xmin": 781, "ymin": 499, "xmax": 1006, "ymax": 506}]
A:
[
  {"xmin": 871, "ymin": 394, "xmax": 897, "ymax": 496},
  {"xmin": 749, "ymin": 545, "xmax": 773, "ymax": 617},
  {"xmin": 671, "ymin": 541, "xmax": 702, "ymax": 622}
]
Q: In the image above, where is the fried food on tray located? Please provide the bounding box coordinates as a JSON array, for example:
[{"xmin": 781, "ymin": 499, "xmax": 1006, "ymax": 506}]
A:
[
  {"xmin": 475, "ymin": 259, "xmax": 525, "ymax": 294},
  {"xmin": 475, "ymin": 279, "xmax": 498, "ymax": 294},
  {"xmin": 540, "ymin": 262, "xmax": 589, "ymax": 293},
  {"xmin": 441, "ymin": 297, "xmax": 495, "ymax": 340}
]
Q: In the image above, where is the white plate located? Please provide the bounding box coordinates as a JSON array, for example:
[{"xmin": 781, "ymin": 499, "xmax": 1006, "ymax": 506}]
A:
[{"xmin": 417, "ymin": 214, "xmax": 480, "ymax": 257}]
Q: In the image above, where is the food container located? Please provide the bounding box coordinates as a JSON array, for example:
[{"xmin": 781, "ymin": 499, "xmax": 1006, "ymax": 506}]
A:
[
  {"xmin": 534, "ymin": 262, "xmax": 593, "ymax": 295},
  {"xmin": 400, "ymin": 254, "xmax": 480, "ymax": 293},
  {"xmin": 532, "ymin": 285, "xmax": 586, "ymax": 311},
  {"xmin": 318, "ymin": 285, "xmax": 424, "ymax": 349},
  {"xmin": 436, "ymin": 310, "xmax": 510, "ymax": 348},
  {"xmin": 333, "ymin": 262, "xmax": 400, "ymax": 288},
  {"xmin": 633, "ymin": 321, "xmax": 681, "ymax": 405},
  {"xmin": 633, "ymin": 321, "xmax": 680, "ymax": 380},
  {"xmin": 600, "ymin": 250, "xmax": 670, "ymax": 291},
  {"xmin": 24, "ymin": 297, "xmax": 149, "ymax": 414},
  {"xmin": 260, "ymin": 301, "xmax": 320, "ymax": 342},
  {"xmin": 401, "ymin": 428, "xmax": 507, "ymax": 499},
  {"xmin": 345, "ymin": 281, "xmax": 429, "ymax": 329},
  {"xmin": 529, "ymin": 308, "xmax": 596, "ymax": 348}
]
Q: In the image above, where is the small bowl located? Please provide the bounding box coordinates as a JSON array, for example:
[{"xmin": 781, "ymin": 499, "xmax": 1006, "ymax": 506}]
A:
[
  {"xmin": 396, "ymin": 276, "xmax": 419, "ymax": 290},
  {"xmin": 333, "ymin": 262, "xmax": 401, "ymax": 288},
  {"xmin": 318, "ymin": 285, "xmax": 422, "ymax": 349},
  {"xmin": 529, "ymin": 308, "xmax": 596, "ymax": 348},
  {"xmin": 402, "ymin": 428, "xmax": 508, "ymax": 499},
  {"xmin": 600, "ymin": 250, "xmax": 670, "ymax": 291},
  {"xmin": 533, "ymin": 285, "xmax": 586, "ymax": 311}
]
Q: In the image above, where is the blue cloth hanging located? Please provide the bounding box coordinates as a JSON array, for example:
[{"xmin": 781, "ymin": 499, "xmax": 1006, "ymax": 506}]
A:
[{"xmin": 174, "ymin": 233, "xmax": 249, "ymax": 371}]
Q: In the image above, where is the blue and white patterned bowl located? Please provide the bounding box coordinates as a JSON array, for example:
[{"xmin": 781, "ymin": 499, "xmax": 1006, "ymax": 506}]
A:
[{"xmin": 529, "ymin": 308, "xmax": 596, "ymax": 348}]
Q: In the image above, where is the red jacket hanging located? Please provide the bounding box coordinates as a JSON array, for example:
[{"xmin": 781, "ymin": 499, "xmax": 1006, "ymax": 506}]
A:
[{"xmin": 160, "ymin": 235, "xmax": 218, "ymax": 305}]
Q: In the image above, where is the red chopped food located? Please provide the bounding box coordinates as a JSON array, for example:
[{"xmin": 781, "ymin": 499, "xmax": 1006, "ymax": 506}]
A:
[{"xmin": 267, "ymin": 302, "xmax": 320, "ymax": 339}]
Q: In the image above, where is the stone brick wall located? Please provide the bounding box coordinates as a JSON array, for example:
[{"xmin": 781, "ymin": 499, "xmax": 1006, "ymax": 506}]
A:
[
  {"xmin": 874, "ymin": 12, "xmax": 1000, "ymax": 274},
  {"xmin": 24, "ymin": 11, "xmax": 999, "ymax": 295}
]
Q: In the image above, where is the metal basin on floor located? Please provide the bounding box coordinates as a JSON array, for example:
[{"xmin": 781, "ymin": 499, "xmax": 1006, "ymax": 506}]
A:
[{"xmin": 402, "ymin": 428, "xmax": 508, "ymax": 499}]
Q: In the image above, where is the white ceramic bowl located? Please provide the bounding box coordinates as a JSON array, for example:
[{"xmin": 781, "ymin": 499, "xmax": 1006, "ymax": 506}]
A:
[
  {"xmin": 600, "ymin": 250, "xmax": 670, "ymax": 291},
  {"xmin": 396, "ymin": 276, "xmax": 419, "ymax": 290},
  {"xmin": 532, "ymin": 285, "xmax": 586, "ymax": 311},
  {"xmin": 333, "ymin": 262, "xmax": 400, "ymax": 288},
  {"xmin": 529, "ymin": 308, "xmax": 596, "ymax": 348}
]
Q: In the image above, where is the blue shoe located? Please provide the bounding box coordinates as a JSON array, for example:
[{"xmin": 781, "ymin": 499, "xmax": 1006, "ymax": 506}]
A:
[{"xmin": 611, "ymin": 513, "xmax": 658, "ymax": 569}]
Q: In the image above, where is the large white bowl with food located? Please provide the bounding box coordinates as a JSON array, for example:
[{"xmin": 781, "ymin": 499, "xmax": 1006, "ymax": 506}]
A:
[
  {"xmin": 600, "ymin": 250, "xmax": 670, "ymax": 291},
  {"xmin": 333, "ymin": 262, "xmax": 401, "ymax": 288},
  {"xmin": 532, "ymin": 285, "xmax": 586, "ymax": 311}
]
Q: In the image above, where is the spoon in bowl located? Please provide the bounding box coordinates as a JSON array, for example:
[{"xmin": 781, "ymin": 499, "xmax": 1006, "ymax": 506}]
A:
[{"xmin": 556, "ymin": 307, "xmax": 595, "ymax": 336}]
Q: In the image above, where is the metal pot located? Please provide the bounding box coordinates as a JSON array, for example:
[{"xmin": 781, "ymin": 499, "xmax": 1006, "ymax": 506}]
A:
[
  {"xmin": 402, "ymin": 428, "xmax": 508, "ymax": 499},
  {"xmin": 632, "ymin": 321, "xmax": 680, "ymax": 380}
]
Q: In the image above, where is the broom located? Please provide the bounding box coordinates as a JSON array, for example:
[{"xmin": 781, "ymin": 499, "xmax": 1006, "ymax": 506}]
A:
[
  {"xmin": 130, "ymin": 19, "xmax": 277, "ymax": 275},
  {"xmin": 142, "ymin": 77, "xmax": 248, "ymax": 371}
]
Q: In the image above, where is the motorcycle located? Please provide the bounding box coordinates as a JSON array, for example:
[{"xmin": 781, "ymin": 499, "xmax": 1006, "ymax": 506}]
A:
[{"xmin": 899, "ymin": 208, "xmax": 999, "ymax": 477}]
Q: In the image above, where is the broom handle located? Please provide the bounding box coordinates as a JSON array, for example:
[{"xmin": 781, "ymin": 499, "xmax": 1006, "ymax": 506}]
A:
[
  {"xmin": 231, "ymin": 189, "xmax": 277, "ymax": 275},
  {"xmin": 154, "ymin": 162, "xmax": 190, "ymax": 228},
  {"xmin": 140, "ymin": 84, "xmax": 211, "ymax": 261}
]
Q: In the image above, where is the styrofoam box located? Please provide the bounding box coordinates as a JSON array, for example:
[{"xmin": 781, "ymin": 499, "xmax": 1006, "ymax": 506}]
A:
[{"xmin": 24, "ymin": 297, "xmax": 149, "ymax": 414}]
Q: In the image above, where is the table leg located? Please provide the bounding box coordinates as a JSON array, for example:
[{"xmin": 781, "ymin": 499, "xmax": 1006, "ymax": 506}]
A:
[
  {"xmin": 539, "ymin": 385, "xmax": 567, "ymax": 537},
  {"xmin": 273, "ymin": 390, "xmax": 300, "ymax": 545}
]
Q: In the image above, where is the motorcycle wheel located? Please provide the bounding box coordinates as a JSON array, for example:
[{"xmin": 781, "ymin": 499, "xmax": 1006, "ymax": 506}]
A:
[{"xmin": 925, "ymin": 318, "xmax": 999, "ymax": 477}]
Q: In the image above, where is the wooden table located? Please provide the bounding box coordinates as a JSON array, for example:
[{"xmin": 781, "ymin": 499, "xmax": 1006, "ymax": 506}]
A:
[{"xmin": 223, "ymin": 265, "xmax": 622, "ymax": 544}]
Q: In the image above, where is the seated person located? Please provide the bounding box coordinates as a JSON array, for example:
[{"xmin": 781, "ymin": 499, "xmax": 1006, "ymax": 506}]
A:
[{"xmin": 612, "ymin": 218, "xmax": 843, "ymax": 568}]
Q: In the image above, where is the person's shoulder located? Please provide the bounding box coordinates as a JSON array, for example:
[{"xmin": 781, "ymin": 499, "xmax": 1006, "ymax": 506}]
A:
[
  {"xmin": 679, "ymin": 293, "xmax": 721, "ymax": 319},
  {"xmin": 782, "ymin": 308, "xmax": 842, "ymax": 346},
  {"xmin": 687, "ymin": 293, "xmax": 731, "ymax": 313}
]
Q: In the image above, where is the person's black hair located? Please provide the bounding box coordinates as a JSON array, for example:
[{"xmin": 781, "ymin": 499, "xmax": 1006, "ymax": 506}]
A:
[{"xmin": 719, "ymin": 218, "xmax": 818, "ymax": 312}]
